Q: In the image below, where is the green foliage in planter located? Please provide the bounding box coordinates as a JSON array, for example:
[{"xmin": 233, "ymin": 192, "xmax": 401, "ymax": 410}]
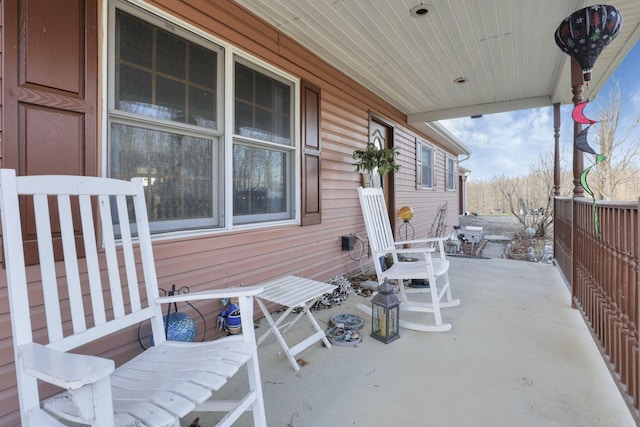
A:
[{"xmin": 352, "ymin": 143, "xmax": 400, "ymax": 177}]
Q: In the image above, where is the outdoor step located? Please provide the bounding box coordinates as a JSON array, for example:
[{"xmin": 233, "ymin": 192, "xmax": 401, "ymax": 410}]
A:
[
  {"xmin": 480, "ymin": 241, "xmax": 506, "ymax": 258},
  {"xmin": 483, "ymin": 234, "xmax": 512, "ymax": 241}
]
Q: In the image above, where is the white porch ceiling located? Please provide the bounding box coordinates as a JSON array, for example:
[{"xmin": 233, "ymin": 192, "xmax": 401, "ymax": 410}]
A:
[{"xmin": 233, "ymin": 0, "xmax": 640, "ymax": 125}]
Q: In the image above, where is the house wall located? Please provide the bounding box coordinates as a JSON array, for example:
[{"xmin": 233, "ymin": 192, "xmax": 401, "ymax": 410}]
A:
[
  {"xmin": 0, "ymin": 0, "xmax": 461, "ymax": 423},
  {"xmin": 0, "ymin": 1, "xmax": 3, "ymax": 167}
]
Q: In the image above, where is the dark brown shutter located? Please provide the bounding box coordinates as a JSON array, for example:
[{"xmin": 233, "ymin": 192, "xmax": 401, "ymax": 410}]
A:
[
  {"xmin": 300, "ymin": 80, "xmax": 322, "ymax": 226},
  {"xmin": 3, "ymin": 0, "xmax": 98, "ymax": 265}
]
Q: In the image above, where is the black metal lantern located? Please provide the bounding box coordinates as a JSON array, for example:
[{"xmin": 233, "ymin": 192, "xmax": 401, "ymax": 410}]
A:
[{"xmin": 371, "ymin": 278, "xmax": 400, "ymax": 343}]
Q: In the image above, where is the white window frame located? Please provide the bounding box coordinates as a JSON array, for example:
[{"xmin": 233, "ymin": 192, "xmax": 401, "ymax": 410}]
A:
[
  {"xmin": 446, "ymin": 155, "xmax": 456, "ymax": 191},
  {"xmin": 104, "ymin": 0, "xmax": 301, "ymax": 237},
  {"xmin": 416, "ymin": 140, "xmax": 435, "ymax": 190},
  {"xmin": 232, "ymin": 56, "xmax": 297, "ymax": 224}
]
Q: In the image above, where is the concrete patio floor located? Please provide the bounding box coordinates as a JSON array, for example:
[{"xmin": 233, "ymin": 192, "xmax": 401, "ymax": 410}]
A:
[{"xmin": 184, "ymin": 256, "xmax": 637, "ymax": 426}]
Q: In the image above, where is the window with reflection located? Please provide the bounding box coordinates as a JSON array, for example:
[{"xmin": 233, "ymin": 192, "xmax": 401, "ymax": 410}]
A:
[
  {"xmin": 421, "ymin": 143, "xmax": 434, "ymax": 189},
  {"xmin": 109, "ymin": 3, "xmax": 297, "ymax": 233},
  {"xmin": 110, "ymin": 124, "xmax": 217, "ymax": 231},
  {"xmin": 233, "ymin": 60, "xmax": 294, "ymax": 223},
  {"xmin": 446, "ymin": 156, "xmax": 456, "ymax": 191},
  {"xmin": 110, "ymin": 6, "xmax": 222, "ymax": 232},
  {"xmin": 114, "ymin": 10, "xmax": 218, "ymax": 128}
]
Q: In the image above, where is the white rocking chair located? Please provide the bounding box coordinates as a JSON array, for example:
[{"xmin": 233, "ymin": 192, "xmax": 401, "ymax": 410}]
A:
[
  {"xmin": 356, "ymin": 186, "xmax": 460, "ymax": 332},
  {"xmin": 0, "ymin": 169, "xmax": 266, "ymax": 426}
]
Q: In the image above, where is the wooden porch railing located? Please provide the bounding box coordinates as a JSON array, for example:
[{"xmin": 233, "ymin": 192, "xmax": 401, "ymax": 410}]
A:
[
  {"xmin": 554, "ymin": 198, "xmax": 573, "ymax": 285},
  {"xmin": 554, "ymin": 197, "xmax": 640, "ymax": 411}
]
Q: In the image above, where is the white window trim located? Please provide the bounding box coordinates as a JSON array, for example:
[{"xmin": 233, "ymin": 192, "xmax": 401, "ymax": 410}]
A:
[
  {"xmin": 445, "ymin": 155, "xmax": 456, "ymax": 191},
  {"xmin": 103, "ymin": 0, "xmax": 301, "ymax": 239},
  {"xmin": 416, "ymin": 140, "xmax": 435, "ymax": 190},
  {"xmin": 231, "ymin": 56, "xmax": 299, "ymax": 225}
]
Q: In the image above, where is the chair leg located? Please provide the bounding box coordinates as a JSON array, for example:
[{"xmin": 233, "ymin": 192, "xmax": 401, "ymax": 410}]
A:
[
  {"xmin": 429, "ymin": 278, "xmax": 443, "ymax": 326},
  {"xmin": 247, "ymin": 352, "xmax": 267, "ymax": 427},
  {"xmin": 91, "ymin": 378, "xmax": 115, "ymax": 427},
  {"xmin": 443, "ymin": 271, "xmax": 452, "ymax": 302},
  {"xmin": 397, "ymin": 279, "xmax": 409, "ymax": 303},
  {"xmin": 442, "ymin": 271, "xmax": 461, "ymax": 305}
]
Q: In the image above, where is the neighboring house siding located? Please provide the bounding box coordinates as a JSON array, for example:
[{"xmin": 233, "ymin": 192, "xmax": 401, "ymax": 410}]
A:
[
  {"xmin": 0, "ymin": 1, "xmax": 462, "ymax": 423},
  {"xmin": 396, "ymin": 135, "xmax": 459, "ymax": 238}
]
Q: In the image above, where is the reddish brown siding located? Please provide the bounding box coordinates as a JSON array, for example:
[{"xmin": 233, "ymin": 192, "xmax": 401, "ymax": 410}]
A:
[
  {"xmin": 0, "ymin": 0, "xmax": 3, "ymax": 166},
  {"xmin": 0, "ymin": 1, "xmax": 463, "ymax": 424}
]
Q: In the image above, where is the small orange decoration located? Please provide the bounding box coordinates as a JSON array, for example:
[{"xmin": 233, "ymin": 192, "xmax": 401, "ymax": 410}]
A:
[{"xmin": 399, "ymin": 206, "xmax": 414, "ymax": 221}]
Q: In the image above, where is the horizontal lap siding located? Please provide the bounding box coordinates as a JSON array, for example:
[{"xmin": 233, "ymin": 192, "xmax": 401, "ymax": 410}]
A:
[
  {"xmin": 394, "ymin": 127, "xmax": 459, "ymax": 238},
  {"xmin": 0, "ymin": 0, "xmax": 3, "ymax": 164},
  {"xmin": 0, "ymin": 1, "xmax": 462, "ymax": 423}
]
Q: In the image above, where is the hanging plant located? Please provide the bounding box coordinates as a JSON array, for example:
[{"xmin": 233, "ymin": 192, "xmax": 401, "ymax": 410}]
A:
[{"xmin": 352, "ymin": 143, "xmax": 400, "ymax": 187}]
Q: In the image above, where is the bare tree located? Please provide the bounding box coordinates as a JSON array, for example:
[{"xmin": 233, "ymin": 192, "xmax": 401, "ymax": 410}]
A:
[
  {"xmin": 494, "ymin": 174, "xmax": 521, "ymax": 215},
  {"xmin": 530, "ymin": 148, "xmax": 573, "ymax": 198},
  {"xmin": 492, "ymin": 149, "xmax": 571, "ymax": 237},
  {"xmin": 466, "ymin": 179, "xmax": 486, "ymax": 214},
  {"xmin": 494, "ymin": 173, "xmax": 550, "ymax": 236},
  {"xmin": 587, "ymin": 80, "xmax": 640, "ymax": 200},
  {"xmin": 524, "ymin": 151, "xmax": 559, "ymax": 236}
]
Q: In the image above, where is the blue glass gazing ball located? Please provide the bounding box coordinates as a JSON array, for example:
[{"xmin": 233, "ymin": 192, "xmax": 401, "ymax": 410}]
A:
[{"xmin": 151, "ymin": 312, "xmax": 197, "ymax": 345}]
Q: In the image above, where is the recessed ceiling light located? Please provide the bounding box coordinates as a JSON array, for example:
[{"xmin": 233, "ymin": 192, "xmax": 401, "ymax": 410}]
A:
[
  {"xmin": 453, "ymin": 77, "xmax": 469, "ymax": 84},
  {"xmin": 410, "ymin": 4, "xmax": 432, "ymax": 18}
]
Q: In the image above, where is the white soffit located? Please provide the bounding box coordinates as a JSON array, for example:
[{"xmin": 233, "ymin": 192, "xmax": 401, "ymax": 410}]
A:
[{"xmin": 233, "ymin": 0, "xmax": 640, "ymax": 122}]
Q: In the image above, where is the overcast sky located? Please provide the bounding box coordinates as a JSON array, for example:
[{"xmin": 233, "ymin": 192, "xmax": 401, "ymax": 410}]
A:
[{"xmin": 440, "ymin": 42, "xmax": 640, "ymax": 182}]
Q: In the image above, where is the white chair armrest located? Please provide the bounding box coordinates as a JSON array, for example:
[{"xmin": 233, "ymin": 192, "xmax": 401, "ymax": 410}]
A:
[
  {"xmin": 395, "ymin": 236, "xmax": 447, "ymax": 246},
  {"xmin": 388, "ymin": 246, "xmax": 435, "ymax": 255},
  {"xmin": 19, "ymin": 343, "xmax": 114, "ymax": 390},
  {"xmin": 155, "ymin": 284, "xmax": 264, "ymax": 304},
  {"xmin": 418, "ymin": 236, "xmax": 449, "ymax": 243},
  {"xmin": 395, "ymin": 237, "xmax": 447, "ymax": 260}
]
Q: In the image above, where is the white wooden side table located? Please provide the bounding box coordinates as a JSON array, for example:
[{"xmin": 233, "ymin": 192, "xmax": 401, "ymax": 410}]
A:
[{"xmin": 256, "ymin": 275, "xmax": 337, "ymax": 371}]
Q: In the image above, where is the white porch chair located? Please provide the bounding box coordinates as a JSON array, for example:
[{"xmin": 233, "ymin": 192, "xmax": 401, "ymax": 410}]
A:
[
  {"xmin": 0, "ymin": 169, "xmax": 266, "ymax": 426},
  {"xmin": 356, "ymin": 186, "xmax": 460, "ymax": 332}
]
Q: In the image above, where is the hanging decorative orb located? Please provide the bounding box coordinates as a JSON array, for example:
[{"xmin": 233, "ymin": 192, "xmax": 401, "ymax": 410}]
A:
[
  {"xmin": 399, "ymin": 206, "xmax": 414, "ymax": 221},
  {"xmin": 150, "ymin": 311, "xmax": 197, "ymax": 345},
  {"xmin": 554, "ymin": 4, "xmax": 623, "ymax": 82}
]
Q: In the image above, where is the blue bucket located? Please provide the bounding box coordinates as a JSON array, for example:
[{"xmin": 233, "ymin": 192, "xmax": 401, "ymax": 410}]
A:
[{"xmin": 224, "ymin": 304, "xmax": 242, "ymax": 334}]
